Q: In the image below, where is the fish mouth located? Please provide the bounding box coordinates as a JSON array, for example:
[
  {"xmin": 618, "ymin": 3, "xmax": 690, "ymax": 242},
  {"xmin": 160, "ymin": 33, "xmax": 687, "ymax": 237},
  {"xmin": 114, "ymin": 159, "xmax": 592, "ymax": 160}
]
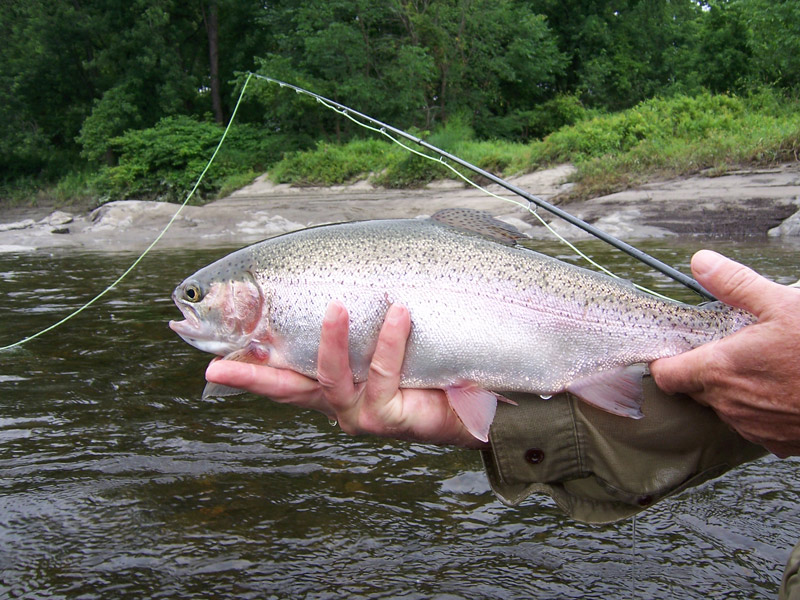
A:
[
  {"xmin": 169, "ymin": 305, "xmax": 210, "ymax": 345},
  {"xmin": 168, "ymin": 316, "xmax": 202, "ymax": 339},
  {"xmin": 169, "ymin": 288, "xmax": 204, "ymax": 338},
  {"xmin": 169, "ymin": 291, "xmax": 232, "ymax": 355}
]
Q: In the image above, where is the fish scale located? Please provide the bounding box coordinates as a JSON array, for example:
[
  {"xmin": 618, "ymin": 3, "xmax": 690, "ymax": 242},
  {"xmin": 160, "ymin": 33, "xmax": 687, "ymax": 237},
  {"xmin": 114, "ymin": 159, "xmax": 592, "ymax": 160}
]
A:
[{"xmin": 170, "ymin": 209, "xmax": 755, "ymax": 442}]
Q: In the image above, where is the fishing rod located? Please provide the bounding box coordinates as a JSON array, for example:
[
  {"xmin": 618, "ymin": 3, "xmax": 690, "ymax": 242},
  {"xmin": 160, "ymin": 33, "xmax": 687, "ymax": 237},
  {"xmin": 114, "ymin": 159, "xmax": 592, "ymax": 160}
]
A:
[{"xmin": 250, "ymin": 72, "xmax": 715, "ymax": 301}]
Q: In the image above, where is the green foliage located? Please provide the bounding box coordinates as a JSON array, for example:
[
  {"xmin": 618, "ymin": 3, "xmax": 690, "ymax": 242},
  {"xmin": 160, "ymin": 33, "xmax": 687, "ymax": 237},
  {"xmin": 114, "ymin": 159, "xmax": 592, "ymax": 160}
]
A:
[
  {"xmin": 740, "ymin": 0, "xmax": 800, "ymax": 89},
  {"xmin": 215, "ymin": 170, "xmax": 260, "ymax": 199},
  {"xmin": 270, "ymin": 117, "xmax": 531, "ymax": 189},
  {"xmin": 375, "ymin": 116, "xmax": 529, "ymax": 187},
  {"xmin": 78, "ymin": 85, "xmax": 144, "ymax": 164},
  {"xmin": 94, "ymin": 116, "xmax": 287, "ymax": 202},
  {"xmin": 3, "ymin": 0, "xmax": 800, "ymax": 204},
  {"xmin": 530, "ymin": 91, "xmax": 800, "ymax": 198},
  {"xmin": 270, "ymin": 139, "xmax": 396, "ymax": 186},
  {"xmin": 374, "ymin": 153, "xmax": 452, "ymax": 189},
  {"xmin": 694, "ymin": 1, "xmax": 752, "ymax": 93},
  {"xmin": 477, "ymin": 94, "xmax": 588, "ymax": 141}
]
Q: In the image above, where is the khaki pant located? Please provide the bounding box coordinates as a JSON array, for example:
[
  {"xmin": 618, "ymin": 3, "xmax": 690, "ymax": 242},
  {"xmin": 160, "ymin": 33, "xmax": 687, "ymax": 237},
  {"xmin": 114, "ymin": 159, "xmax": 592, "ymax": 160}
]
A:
[{"xmin": 480, "ymin": 375, "xmax": 797, "ymax": 596}]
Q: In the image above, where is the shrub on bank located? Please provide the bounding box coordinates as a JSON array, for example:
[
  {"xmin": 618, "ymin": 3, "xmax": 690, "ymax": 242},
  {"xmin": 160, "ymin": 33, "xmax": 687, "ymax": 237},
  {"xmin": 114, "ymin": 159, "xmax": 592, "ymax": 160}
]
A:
[
  {"xmin": 16, "ymin": 90, "xmax": 797, "ymax": 208},
  {"xmin": 266, "ymin": 90, "xmax": 799, "ymax": 196},
  {"xmin": 92, "ymin": 116, "xmax": 297, "ymax": 203},
  {"xmin": 529, "ymin": 90, "xmax": 800, "ymax": 198}
]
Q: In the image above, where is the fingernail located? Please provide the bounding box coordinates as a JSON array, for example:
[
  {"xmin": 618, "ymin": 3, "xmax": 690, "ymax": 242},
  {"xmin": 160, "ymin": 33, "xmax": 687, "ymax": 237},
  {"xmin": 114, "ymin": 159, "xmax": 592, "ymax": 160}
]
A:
[
  {"xmin": 691, "ymin": 250, "xmax": 724, "ymax": 277},
  {"xmin": 386, "ymin": 303, "xmax": 406, "ymax": 325},
  {"xmin": 205, "ymin": 360, "xmax": 222, "ymax": 380},
  {"xmin": 324, "ymin": 300, "xmax": 345, "ymax": 324}
]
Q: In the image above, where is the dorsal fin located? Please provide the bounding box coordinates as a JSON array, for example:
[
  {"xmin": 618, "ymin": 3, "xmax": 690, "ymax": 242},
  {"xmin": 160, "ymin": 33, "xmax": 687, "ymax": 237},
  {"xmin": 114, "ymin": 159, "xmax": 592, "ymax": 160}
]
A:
[{"xmin": 430, "ymin": 208, "xmax": 528, "ymax": 246}]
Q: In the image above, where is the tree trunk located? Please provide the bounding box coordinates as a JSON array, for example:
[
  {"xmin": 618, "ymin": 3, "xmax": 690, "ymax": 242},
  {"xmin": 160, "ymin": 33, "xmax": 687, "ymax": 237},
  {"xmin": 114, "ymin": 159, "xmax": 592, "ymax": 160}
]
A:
[{"xmin": 204, "ymin": 0, "xmax": 224, "ymax": 124}]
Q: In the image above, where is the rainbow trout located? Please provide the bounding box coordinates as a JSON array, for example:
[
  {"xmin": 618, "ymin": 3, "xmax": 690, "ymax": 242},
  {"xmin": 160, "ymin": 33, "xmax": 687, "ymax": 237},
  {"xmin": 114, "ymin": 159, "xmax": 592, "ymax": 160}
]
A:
[{"xmin": 169, "ymin": 209, "xmax": 753, "ymax": 442}]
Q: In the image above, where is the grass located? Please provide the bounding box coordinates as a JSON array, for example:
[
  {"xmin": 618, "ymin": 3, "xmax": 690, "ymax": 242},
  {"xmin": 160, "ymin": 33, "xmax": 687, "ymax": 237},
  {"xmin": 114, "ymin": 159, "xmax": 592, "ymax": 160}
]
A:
[
  {"xmin": 270, "ymin": 117, "xmax": 534, "ymax": 189},
  {"xmin": 529, "ymin": 89, "xmax": 800, "ymax": 199},
  {"xmin": 267, "ymin": 89, "xmax": 800, "ymax": 199}
]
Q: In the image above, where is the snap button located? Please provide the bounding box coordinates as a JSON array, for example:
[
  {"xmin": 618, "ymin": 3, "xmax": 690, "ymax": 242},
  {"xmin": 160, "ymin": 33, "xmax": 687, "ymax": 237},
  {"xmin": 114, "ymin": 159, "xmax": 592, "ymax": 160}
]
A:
[{"xmin": 524, "ymin": 448, "xmax": 545, "ymax": 464}]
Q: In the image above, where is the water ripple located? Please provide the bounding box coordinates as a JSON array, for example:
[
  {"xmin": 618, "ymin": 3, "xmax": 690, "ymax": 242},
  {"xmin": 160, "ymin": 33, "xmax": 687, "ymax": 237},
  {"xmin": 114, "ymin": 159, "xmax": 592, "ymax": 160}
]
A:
[{"xmin": 0, "ymin": 244, "xmax": 797, "ymax": 599}]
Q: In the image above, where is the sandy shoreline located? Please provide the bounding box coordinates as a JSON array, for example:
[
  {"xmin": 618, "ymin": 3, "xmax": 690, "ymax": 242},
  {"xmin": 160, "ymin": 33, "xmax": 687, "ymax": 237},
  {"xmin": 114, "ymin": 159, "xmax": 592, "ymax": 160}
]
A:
[{"xmin": 1, "ymin": 163, "xmax": 799, "ymax": 253}]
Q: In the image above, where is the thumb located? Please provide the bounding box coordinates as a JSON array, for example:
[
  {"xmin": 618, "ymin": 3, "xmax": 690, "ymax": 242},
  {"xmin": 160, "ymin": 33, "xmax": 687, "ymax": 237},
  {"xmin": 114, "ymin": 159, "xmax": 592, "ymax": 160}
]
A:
[
  {"xmin": 690, "ymin": 250, "xmax": 776, "ymax": 316},
  {"xmin": 650, "ymin": 345, "xmax": 710, "ymax": 396}
]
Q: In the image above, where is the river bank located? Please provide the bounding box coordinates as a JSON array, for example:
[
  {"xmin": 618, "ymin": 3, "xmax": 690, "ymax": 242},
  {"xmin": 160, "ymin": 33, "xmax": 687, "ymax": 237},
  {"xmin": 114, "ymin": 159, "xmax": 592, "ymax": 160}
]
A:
[{"xmin": 1, "ymin": 162, "xmax": 799, "ymax": 253}]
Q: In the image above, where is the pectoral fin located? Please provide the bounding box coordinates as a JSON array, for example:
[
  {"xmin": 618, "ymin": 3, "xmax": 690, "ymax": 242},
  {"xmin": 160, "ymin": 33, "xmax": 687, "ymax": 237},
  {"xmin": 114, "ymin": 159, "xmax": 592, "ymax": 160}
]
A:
[
  {"xmin": 202, "ymin": 345, "xmax": 270, "ymax": 399},
  {"xmin": 444, "ymin": 383, "xmax": 500, "ymax": 443},
  {"xmin": 202, "ymin": 382, "xmax": 247, "ymax": 399},
  {"xmin": 566, "ymin": 364, "xmax": 646, "ymax": 419}
]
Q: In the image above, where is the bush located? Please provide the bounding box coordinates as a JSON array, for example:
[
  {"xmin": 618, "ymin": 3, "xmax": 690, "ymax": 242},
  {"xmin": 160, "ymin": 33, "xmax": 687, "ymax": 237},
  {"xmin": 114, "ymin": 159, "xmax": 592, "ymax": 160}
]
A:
[
  {"xmin": 477, "ymin": 94, "xmax": 588, "ymax": 141},
  {"xmin": 270, "ymin": 138, "xmax": 393, "ymax": 185},
  {"xmin": 269, "ymin": 117, "xmax": 533, "ymax": 189},
  {"xmin": 529, "ymin": 91, "xmax": 800, "ymax": 198},
  {"xmin": 93, "ymin": 116, "xmax": 293, "ymax": 203}
]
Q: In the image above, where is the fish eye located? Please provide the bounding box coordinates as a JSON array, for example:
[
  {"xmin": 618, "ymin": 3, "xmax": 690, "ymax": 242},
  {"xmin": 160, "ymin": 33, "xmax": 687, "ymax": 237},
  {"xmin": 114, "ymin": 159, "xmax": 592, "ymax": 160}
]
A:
[{"xmin": 183, "ymin": 283, "xmax": 203, "ymax": 303}]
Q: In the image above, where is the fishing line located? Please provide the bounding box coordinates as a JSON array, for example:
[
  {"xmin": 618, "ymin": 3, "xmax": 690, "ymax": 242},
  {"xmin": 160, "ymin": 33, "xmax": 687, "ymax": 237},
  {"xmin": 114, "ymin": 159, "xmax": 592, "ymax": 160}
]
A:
[
  {"xmin": 320, "ymin": 94, "xmax": 675, "ymax": 299},
  {"xmin": 260, "ymin": 73, "xmax": 679, "ymax": 301},
  {"xmin": 252, "ymin": 73, "xmax": 714, "ymax": 301},
  {"xmin": 252, "ymin": 73, "xmax": 713, "ymax": 300},
  {"xmin": 0, "ymin": 73, "xmax": 254, "ymax": 352}
]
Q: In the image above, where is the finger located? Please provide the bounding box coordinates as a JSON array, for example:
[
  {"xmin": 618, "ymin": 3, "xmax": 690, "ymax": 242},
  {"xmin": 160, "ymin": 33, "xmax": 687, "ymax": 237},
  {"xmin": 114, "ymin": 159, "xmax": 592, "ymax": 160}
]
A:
[
  {"xmin": 650, "ymin": 345, "xmax": 713, "ymax": 397},
  {"xmin": 316, "ymin": 301, "xmax": 357, "ymax": 405},
  {"xmin": 690, "ymin": 250, "xmax": 781, "ymax": 316},
  {"xmin": 205, "ymin": 359, "xmax": 319, "ymax": 400},
  {"xmin": 364, "ymin": 303, "xmax": 411, "ymax": 405}
]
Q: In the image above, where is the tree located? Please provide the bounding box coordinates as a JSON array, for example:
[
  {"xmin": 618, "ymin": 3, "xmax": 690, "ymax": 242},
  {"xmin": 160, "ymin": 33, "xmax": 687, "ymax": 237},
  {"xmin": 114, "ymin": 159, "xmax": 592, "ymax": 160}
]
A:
[
  {"xmin": 738, "ymin": 0, "xmax": 800, "ymax": 90},
  {"xmin": 530, "ymin": 0, "xmax": 706, "ymax": 109},
  {"xmin": 204, "ymin": 0, "xmax": 224, "ymax": 124},
  {"xmin": 252, "ymin": 0, "xmax": 565, "ymax": 139},
  {"xmin": 0, "ymin": 0, "xmax": 271, "ymax": 179},
  {"xmin": 694, "ymin": 1, "xmax": 752, "ymax": 93}
]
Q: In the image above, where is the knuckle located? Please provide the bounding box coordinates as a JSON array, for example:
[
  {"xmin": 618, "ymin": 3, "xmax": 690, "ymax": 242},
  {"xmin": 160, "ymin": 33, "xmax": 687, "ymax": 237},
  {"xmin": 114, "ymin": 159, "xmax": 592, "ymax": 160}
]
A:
[
  {"xmin": 719, "ymin": 264, "xmax": 760, "ymax": 297},
  {"xmin": 316, "ymin": 372, "xmax": 338, "ymax": 389},
  {"xmin": 368, "ymin": 359, "xmax": 395, "ymax": 380}
]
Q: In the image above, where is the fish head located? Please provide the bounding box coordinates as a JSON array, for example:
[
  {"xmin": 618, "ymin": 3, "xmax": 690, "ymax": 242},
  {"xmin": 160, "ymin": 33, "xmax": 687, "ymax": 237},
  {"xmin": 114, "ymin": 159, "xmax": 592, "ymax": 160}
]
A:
[{"xmin": 169, "ymin": 269, "xmax": 265, "ymax": 356}]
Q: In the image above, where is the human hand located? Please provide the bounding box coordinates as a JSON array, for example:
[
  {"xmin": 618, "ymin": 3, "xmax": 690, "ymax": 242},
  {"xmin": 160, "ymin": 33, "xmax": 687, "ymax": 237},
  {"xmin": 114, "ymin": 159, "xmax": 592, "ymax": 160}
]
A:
[
  {"xmin": 204, "ymin": 301, "xmax": 488, "ymax": 449},
  {"xmin": 650, "ymin": 250, "xmax": 800, "ymax": 457}
]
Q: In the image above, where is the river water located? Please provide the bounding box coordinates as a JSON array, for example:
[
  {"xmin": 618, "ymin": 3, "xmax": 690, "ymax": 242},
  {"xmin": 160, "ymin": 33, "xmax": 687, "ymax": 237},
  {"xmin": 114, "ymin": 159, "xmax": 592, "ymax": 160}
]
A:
[{"xmin": 0, "ymin": 234, "xmax": 798, "ymax": 599}]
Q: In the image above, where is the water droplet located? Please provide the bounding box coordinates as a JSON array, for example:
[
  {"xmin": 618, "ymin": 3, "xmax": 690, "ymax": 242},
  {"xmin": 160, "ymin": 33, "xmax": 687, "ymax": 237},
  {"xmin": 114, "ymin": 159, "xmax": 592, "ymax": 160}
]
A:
[{"xmin": 539, "ymin": 394, "xmax": 552, "ymax": 400}]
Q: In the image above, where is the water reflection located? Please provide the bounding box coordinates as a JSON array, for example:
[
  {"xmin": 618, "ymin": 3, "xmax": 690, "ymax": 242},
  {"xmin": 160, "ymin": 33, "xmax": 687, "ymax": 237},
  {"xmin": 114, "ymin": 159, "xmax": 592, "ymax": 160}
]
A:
[{"xmin": 0, "ymin": 239, "xmax": 798, "ymax": 599}]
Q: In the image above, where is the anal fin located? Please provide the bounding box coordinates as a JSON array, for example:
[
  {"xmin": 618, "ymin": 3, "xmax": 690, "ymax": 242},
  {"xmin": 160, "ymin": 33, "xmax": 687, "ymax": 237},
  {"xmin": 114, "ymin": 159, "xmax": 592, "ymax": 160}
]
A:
[
  {"xmin": 566, "ymin": 364, "xmax": 646, "ymax": 419},
  {"xmin": 444, "ymin": 383, "xmax": 500, "ymax": 443}
]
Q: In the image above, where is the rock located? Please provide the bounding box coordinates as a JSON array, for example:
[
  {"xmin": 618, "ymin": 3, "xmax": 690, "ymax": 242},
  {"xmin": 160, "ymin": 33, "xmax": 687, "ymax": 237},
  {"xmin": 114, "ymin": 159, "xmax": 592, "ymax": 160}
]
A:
[
  {"xmin": 592, "ymin": 209, "xmax": 676, "ymax": 239},
  {"xmin": 40, "ymin": 211, "xmax": 74, "ymax": 227},
  {"xmin": 530, "ymin": 208, "xmax": 674, "ymax": 241},
  {"xmin": 233, "ymin": 213, "xmax": 304, "ymax": 237},
  {"xmin": 0, "ymin": 244, "xmax": 37, "ymax": 253},
  {"xmin": 0, "ymin": 219, "xmax": 35, "ymax": 232},
  {"xmin": 2, "ymin": 163, "xmax": 800, "ymax": 251},
  {"xmin": 768, "ymin": 203, "xmax": 800, "ymax": 237}
]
